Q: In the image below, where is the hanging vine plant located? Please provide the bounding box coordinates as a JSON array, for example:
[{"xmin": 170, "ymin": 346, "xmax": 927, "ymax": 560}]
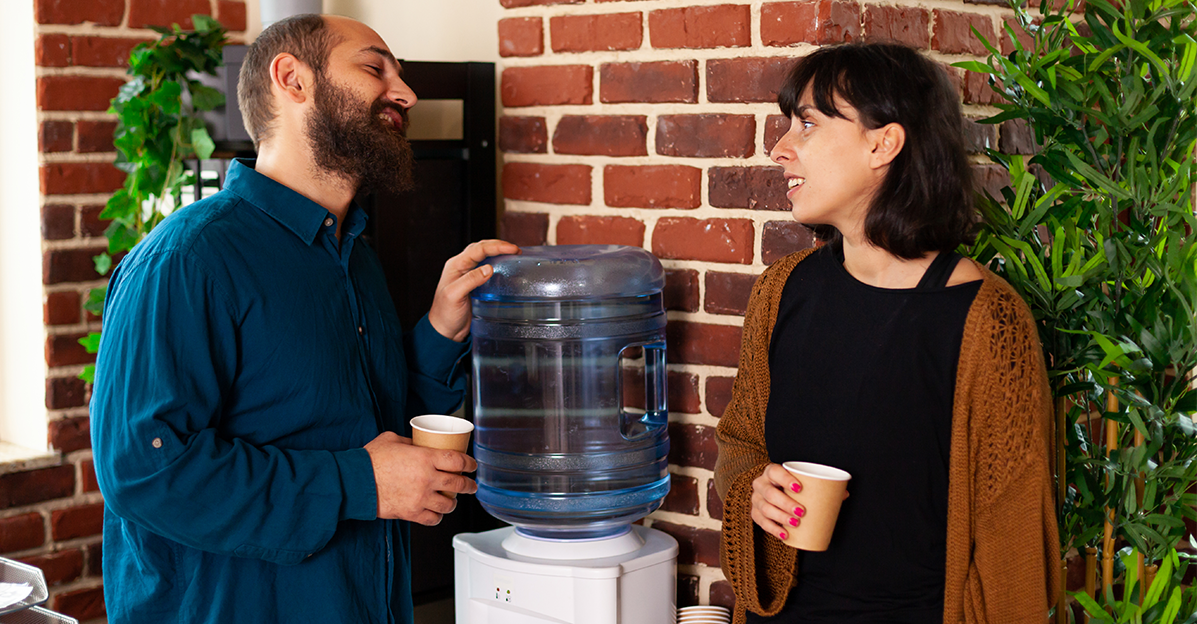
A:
[{"xmin": 79, "ymin": 15, "xmax": 228, "ymax": 383}]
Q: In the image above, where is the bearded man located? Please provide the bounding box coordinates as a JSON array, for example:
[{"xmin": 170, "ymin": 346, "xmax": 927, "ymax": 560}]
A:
[{"xmin": 89, "ymin": 14, "xmax": 517, "ymax": 623}]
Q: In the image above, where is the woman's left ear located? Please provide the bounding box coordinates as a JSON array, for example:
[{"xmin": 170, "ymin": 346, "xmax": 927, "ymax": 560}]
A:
[{"xmin": 868, "ymin": 123, "xmax": 905, "ymax": 169}]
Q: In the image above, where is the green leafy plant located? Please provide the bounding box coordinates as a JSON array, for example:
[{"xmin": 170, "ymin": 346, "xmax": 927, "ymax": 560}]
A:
[
  {"xmin": 79, "ymin": 15, "xmax": 228, "ymax": 383},
  {"xmin": 955, "ymin": 0, "xmax": 1197, "ymax": 609},
  {"xmin": 1072, "ymin": 547, "xmax": 1197, "ymax": 623}
]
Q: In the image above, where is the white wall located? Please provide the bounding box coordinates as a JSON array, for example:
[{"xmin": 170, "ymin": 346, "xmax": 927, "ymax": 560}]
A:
[
  {"xmin": 0, "ymin": 2, "xmax": 49, "ymax": 454},
  {"xmin": 246, "ymin": 0, "xmax": 502, "ymax": 63}
]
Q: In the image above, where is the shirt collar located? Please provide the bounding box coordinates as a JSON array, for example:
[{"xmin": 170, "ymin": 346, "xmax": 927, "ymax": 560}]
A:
[{"xmin": 223, "ymin": 158, "xmax": 368, "ymax": 245}]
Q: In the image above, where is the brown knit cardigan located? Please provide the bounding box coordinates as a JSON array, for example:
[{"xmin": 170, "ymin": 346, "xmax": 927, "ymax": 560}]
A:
[{"xmin": 714, "ymin": 248, "xmax": 1061, "ymax": 624}]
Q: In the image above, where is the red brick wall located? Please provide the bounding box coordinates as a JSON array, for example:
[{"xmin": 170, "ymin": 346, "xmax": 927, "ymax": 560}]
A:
[
  {"xmin": 496, "ymin": 0, "xmax": 1023, "ymax": 608},
  {"xmin": 0, "ymin": 1, "xmax": 246, "ymax": 621}
]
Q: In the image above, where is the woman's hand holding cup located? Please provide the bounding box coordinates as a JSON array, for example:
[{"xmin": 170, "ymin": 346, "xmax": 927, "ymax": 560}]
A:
[
  {"xmin": 751, "ymin": 462, "xmax": 851, "ymax": 551},
  {"xmin": 750, "ymin": 463, "xmax": 808, "ymax": 543}
]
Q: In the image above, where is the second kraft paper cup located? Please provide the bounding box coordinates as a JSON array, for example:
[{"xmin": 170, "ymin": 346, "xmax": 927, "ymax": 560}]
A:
[
  {"xmin": 781, "ymin": 461, "xmax": 851, "ymax": 551},
  {"xmin": 410, "ymin": 415, "xmax": 474, "ymax": 498}
]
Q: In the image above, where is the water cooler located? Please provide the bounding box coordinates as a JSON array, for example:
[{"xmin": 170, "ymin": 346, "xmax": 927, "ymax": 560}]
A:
[{"xmin": 454, "ymin": 245, "xmax": 678, "ymax": 623}]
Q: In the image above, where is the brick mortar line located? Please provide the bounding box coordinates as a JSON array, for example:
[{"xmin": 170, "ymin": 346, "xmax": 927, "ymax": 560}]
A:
[
  {"xmin": 672, "ymin": 464, "xmax": 716, "ymax": 477},
  {"xmin": 47, "ymin": 408, "xmax": 92, "ymax": 422},
  {"xmin": 509, "ymin": 102, "xmax": 788, "ymax": 118},
  {"xmin": 668, "ymin": 363, "xmax": 740, "ymax": 378},
  {"xmin": 664, "ymin": 310, "xmax": 750, "ymax": 327},
  {"xmin": 502, "ymin": 153, "xmax": 780, "ymax": 167},
  {"xmin": 35, "ymin": 534, "xmax": 104, "ymax": 555},
  {"xmin": 697, "ymin": 566, "xmax": 729, "ymax": 601},
  {"xmin": 0, "ymin": 492, "xmax": 104, "ymax": 519},
  {"xmin": 0, "ymin": 454, "xmax": 63, "ymax": 476},
  {"xmin": 39, "ymin": 153, "xmax": 118, "ymax": 165},
  {"xmin": 34, "ymin": 26, "xmax": 163, "ymax": 40},
  {"xmin": 45, "ymin": 282, "xmax": 104, "ymax": 293},
  {"xmin": 507, "ymin": 0, "xmax": 1023, "ymax": 19},
  {"xmin": 47, "ymin": 577, "xmax": 105, "ymax": 597},
  {"xmin": 38, "ymin": 111, "xmax": 118, "ymax": 122},
  {"xmin": 749, "ymin": 1, "xmax": 763, "ymax": 49},
  {"xmin": 668, "ymin": 257, "xmax": 762, "ymax": 282},
  {"xmin": 499, "ymin": 46, "xmax": 821, "ymax": 66},
  {"xmin": 42, "ymin": 239, "xmax": 109, "ymax": 254},
  {"xmin": 42, "ymin": 238, "xmax": 110, "ymax": 251},
  {"xmin": 669, "ymin": 411, "xmax": 722, "ymax": 429},
  {"xmin": 505, "ymin": 103, "xmax": 1001, "ymax": 123},
  {"xmin": 504, "ymin": 200, "xmax": 809, "ymax": 228},
  {"xmin": 648, "ymin": 508, "xmax": 722, "ymax": 530},
  {"xmin": 35, "ymin": 67, "xmax": 129, "ymax": 79},
  {"xmin": 47, "ymin": 364, "xmax": 96, "ymax": 378},
  {"xmin": 503, "ymin": 0, "xmax": 752, "ymax": 18},
  {"xmin": 45, "ymin": 324, "xmax": 102, "ymax": 339},
  {"xmin": 41, "ymin": 194, "xmax": 118, "ymax": 205},
  {"xmin": 44, "ymin": 318, "xmax": 103, "ymax": 334}
]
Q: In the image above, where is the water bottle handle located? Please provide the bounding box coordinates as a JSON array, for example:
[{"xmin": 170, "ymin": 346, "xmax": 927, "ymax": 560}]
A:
[{"xmin": 618, "ymin": 341, "xmax": 668, "ymax": 440}]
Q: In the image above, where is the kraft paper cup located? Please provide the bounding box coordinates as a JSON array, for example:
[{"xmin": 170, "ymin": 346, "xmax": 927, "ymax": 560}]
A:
[
  {"xmin": 410, "ymin": 415, "xmax": 474, "ymax": 498},
  {"xmin": 781, "ymin": 461, "xmax": 852, "ymax": 551},
  {"xmin": 410, "ymin": 415, "xmax": 474, "ymax": 452}
]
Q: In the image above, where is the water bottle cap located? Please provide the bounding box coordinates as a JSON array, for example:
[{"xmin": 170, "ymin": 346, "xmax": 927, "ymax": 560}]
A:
[{"xmin": 472, "ymin": 245, "xmax": 665, "ymax": 301}]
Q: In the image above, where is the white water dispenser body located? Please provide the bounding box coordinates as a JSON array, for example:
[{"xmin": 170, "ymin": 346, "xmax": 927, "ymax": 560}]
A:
[{"xmin": 453, "ymin": 525, "xmax": 678, "ymax": 624}]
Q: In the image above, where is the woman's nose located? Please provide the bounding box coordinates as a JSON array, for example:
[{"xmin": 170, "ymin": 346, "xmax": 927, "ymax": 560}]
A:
[{"xmin": 770, "ymin": 134, "xmax": 794, "ymax": 164}]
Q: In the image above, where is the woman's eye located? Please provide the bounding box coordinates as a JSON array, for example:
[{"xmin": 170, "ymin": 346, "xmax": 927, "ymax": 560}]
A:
[{"xmin": 801, "ymin": 120, "xmax": 815, "ymax": 130}]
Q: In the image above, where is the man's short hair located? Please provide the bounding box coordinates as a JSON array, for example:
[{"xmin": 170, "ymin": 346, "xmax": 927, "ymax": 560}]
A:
[{"xmin": 238, "ymin": 14, "xmax": 341, "ymax": 149}]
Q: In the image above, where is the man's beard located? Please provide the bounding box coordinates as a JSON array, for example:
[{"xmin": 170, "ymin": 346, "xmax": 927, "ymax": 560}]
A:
[{"xmin": 305, "ymin": 73, "xmax": 415, "ymax": 196}]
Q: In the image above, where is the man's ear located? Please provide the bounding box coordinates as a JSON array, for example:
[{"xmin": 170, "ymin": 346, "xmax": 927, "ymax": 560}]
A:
[
  {"xmin": 868, "ymin": 122, "xmax": 905, "ymax": 169},
  {"xmin": 270, "ymin": 53, "xmax": 312, "ymax": 104}
]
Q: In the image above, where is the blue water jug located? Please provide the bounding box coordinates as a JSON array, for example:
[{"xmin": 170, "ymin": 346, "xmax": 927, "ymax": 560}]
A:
[{"xmin": 470, "ymin": 245, "xmax": 670, "ymax": 539}]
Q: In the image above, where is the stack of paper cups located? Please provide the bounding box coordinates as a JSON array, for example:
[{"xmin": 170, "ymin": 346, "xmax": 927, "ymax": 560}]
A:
[{"xmin": 677, "ymin": 605, "xmax": 731, "ymax": 624}]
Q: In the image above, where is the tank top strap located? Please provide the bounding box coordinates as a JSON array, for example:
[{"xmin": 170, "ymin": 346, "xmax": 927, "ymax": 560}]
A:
[{"xmin": 915, "ymin": 251, "xmax": 963, "ymax": 290}]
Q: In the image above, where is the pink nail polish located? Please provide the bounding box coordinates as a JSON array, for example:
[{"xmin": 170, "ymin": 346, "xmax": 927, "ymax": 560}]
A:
[
  {"xmin": 794, "ymin": 507, "xmax": 805, "ymax": 517},
  {"xmin": 779, "ymin": 531, "xmax": 787, "ymax": 540},
  {"xmin": 788, "ymin": 517, "xmax": 798, "ymax": 527},
  {"xmin": 791, "ymin": 483, "xmax": 801, "ymax": 493}
]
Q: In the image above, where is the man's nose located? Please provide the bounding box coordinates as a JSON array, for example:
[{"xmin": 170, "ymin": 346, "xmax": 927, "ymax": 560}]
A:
[{"xmin": 388, "ymin": 76, "xmax": 417, "ymax": 110}]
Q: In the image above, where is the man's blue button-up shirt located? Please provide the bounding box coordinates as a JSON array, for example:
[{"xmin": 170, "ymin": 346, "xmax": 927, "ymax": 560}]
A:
[{"xmin": 90, "ymin": 159, "xmax": 469, "ymax": 623}]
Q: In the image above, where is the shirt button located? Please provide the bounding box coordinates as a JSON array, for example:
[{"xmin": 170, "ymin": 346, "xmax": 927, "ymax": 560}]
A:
[
  {"xmin": 324, "ymin": 217, "xmax": 334, "ymax": 227},
  {"xmin": 357, "ymin": 326, "xmax": 364, "ymax": 335},
  {"xmin": 151, "ymin": 437, "xmax": 163, "ymax": 449}
]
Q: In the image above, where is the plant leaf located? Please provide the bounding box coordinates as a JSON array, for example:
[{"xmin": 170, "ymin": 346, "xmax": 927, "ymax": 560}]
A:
[
  {"xmin": 190, "ymin": 127, "xmax": 215, "ymax": 160},
  {"xmin": 188, "ymin": 84, "xmax": 225, "ymax": 112}
]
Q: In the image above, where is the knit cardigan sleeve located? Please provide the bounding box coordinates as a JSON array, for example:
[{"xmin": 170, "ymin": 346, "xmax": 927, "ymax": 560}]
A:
[
  {"xmin": 944, "ymin": 268, "xmax": 1061, "ymax": 623},
  {"xmin": 714, "ymin": 250, "xmax": 812, "ymax": 623}
]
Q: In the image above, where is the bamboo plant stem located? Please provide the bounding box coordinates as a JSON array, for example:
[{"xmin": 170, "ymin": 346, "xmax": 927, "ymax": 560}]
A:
[
  {"xmin": 1102, "ymin": 378, "xmax": 1118, "ymax": 596},
  {"xmin": 1085, "ymin": 547, "xmax": 1097, "ymax": 624},
  {"xmin": 1134, "ymin": 427, "xmax": 1145, "ymax": 603},
  {"xmin": 1056, "ymin": 395, "xmax": 1068, "ymax": 624}
]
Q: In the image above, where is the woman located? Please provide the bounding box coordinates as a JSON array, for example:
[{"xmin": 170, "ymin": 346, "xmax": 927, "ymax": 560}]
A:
[{"xmin": 714, "ymin": 43, "xmax": 1059, "ymax": 624}]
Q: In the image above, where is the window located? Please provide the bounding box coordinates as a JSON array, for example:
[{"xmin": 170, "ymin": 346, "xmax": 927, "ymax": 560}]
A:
[{"xmin": 0, "ymin": 0, "xmax": 51, "ymax": 459}]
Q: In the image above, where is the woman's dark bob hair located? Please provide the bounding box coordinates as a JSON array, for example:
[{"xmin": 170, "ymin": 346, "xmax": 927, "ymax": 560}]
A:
[{"xmin": 778, "ymin": 43, "xmax": 976, "ymax": 259}]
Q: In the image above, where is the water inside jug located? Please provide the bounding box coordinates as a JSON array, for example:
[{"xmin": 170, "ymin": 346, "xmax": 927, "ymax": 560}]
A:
[{"xmin": 471, "ymin": 245, "xmax": 670, "ymax": 540}]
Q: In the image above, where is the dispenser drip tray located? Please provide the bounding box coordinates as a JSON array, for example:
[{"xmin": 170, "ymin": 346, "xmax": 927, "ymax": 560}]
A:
[{"xmin": 502, "ymin": 525, "xmax": 645, "ymax": 560}]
